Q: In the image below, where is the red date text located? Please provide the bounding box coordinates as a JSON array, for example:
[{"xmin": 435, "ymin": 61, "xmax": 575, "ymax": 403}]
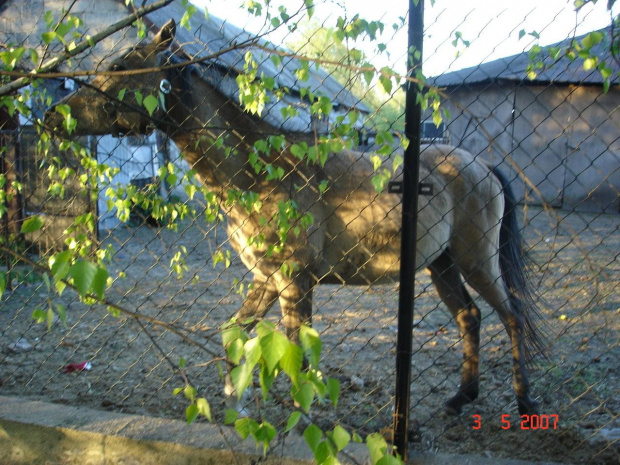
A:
[{"xmin": 472, "ymin": 414, "xmax": 559, "ymax": 430}]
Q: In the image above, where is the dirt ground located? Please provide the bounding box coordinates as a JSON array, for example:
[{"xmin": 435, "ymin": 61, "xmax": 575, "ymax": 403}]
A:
[{"xmin": 0, "ymin": 205, "xmax": 618, "ymax": 464}]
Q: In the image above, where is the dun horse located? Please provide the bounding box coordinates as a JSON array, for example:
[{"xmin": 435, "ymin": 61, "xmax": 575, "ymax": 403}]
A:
[{"xmin": 45, "ymin": 19, "xmax": 545, "ymax": 416}]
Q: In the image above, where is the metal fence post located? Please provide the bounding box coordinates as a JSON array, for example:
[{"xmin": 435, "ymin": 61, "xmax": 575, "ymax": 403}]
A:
[{"xmin": 393, "ymin": 0, "xmax": 424, "ymax": 459}]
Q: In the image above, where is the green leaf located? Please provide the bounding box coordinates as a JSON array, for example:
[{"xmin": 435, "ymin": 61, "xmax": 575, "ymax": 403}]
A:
[
  {"xmin": 231, "ymin": 363, "xmax": 254, "ymax": 400},
  {"xmin": 55, "ymin": 304, "xmax": 67, "ymax": 327},
  {"xmin": 366, "ymin": 433, "xmax": 392, "ymax": 464},
  {"xmin": 91, "ymin": 266, "xmax": 108, "ymax": 299},
  {"xmin": 235, "ymin": 417, "xmax": 258, "ymax": 440},
  {"xmin": 582, "ymin": 31, "xmax": 603, "ymax": 51},
  {"xmin": 41, "ymin": 31, "xmax": 57, "ymax": 45},
  {"xmin": 185, "ymin": 403, "xmax": 199, "ymax": 424},
  {"xmin": 290, "ymin": 142, "xmax": 308, "ymax": 160},
  {"xmin": 221, "ymin": 325, "xmax": 246, "ymax": 346},
  {"xmin": 376, "ymin": 455, "xmax": 402, "ymax": 465},
  {"xmin": 143, "ymin": 94, "xmax": 159, "ymax": 116},
  {"xmin": 254, "ymin": 422, "xmax": 277, "ymax": 455},
  {"xmin": 183, "ymin": 385, "xmax": 197, "ymax": 402},
  {"xmin": 314, "ymin": 441, "xmax": 333, "ymax": 464},
  {"xmin": 280, "ymin": 343, "xmax": 303, "ymax": 386},
  {"xmin": 326, "ymin": 377, "xmax": 340, "ymax": 407},
  {"xmin": 224, "ymin": 408, "xmax": 239, "ymax": 424},
  {"xmin": 293, "ymin": 382, "xmax": 315, "ymax": 413},
  {"xmin": 303, "ymin": 0, "xmax": 315, "ymax": 18},
  {"xmin": 54, "ymin": 104, "xmax": 72, "ymax": 118},
  {"xmin": 21, "ymin": 216, "xmax": 44, "ymax": 234},
  {"xmin": 303, "ymin": 423, "xmax": 323, "ymax": 453},
  {"xmin": 285, "ymin": 411, "xmax": 302, "ymax": 433},
  {"xmin": 227, "ymin": 338, "xmax": 245, "ymax": 365},
  {"xmin": 259, "ymin": 328, "xmax": 289, "ymax": 372},
  {"xmin": 299, "ymin": 325, "xmax": 322, "ymax": 367},
  {"xmin": 180, "ymin": 3, "xmax": 197, "ymax": 30},
  {"xmin": 244, "ymin": 337, "xmax": 262, "ymax": 366},
  {"xmin": 378, "ymin": 75, "xmax": 393, "ymax": 95},
  {"xmin": 330, "ymin": 425, "xmax": 350, "ymax": 452},
  {"xmin": 0, "ymin": 273, "xmax": 6, "ymax": 298},
  {"xmin": 196, "ymin": 397, "xmax": 212, "ymax": 421},
  {"xmin": 50, "ymin": 251, "xmax": 71, "ymax": 283},
  {"xmin": 32, "ymin": 308, "xmax": 47, "ymax": 325},
  {"xmin": 259, "ymin": 363, "xmax": 275, "ymax": 399},
  {"xmin": 69, "ymin": 261, "xmax": 98, "ymax": 297}
]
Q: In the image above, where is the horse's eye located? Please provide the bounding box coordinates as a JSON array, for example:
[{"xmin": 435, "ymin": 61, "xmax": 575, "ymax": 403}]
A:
[{"xmin": 110, "ymin": 63, "xmax": 123, "ymax": 72}]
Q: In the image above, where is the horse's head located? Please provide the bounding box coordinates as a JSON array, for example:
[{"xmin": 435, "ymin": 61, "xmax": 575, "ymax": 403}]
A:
[{"xmin": 45, "ymin": 19, "xmax": 178, "ymax": 137}]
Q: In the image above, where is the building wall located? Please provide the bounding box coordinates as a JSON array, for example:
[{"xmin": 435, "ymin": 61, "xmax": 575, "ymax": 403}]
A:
[
  {"xmin": 438, "ymin": 82, "xmax": 620, "ymax": 213},
  {"xmin": 1, "ymin": 0, "xmax": 182, "ymax": 233}
]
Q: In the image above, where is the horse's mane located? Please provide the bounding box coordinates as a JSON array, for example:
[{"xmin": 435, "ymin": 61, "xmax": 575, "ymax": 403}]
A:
[{"xmin": 159, "ymin": 47, "xmax": 329, "ymax": 136}]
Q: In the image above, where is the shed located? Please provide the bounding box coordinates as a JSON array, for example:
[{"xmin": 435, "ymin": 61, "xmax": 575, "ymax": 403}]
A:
[{"xmin": 430, "ymin": 28, "xmax": 620, "ymax": 213}]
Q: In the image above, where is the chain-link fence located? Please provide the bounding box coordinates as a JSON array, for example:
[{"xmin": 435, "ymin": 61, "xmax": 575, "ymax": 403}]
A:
[{"xmin": 0, "ymin": 0, "xmax": 618, "ymax": 463}]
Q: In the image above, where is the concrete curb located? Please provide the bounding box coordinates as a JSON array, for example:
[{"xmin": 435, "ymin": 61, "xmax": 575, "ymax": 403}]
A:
[
  {"xmin": 0, "ymin": 395, "xmax": 354, "ymax": 464},
  {"xmin": 0, "ymin": 395, "xmax": 566, "ymax": 465}
]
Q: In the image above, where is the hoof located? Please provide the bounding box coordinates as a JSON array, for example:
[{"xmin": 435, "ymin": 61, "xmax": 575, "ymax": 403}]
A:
[
  {"xmin": 517, "ymin": 396, "xmax": 540, "ymax": 416},
  {"xmin": 443, "ymin": 403, "xmax": 461, "ymax": 416},
  {"xmin": 445, "ymin": 388, "xmax": 478, "ymax": 415}
]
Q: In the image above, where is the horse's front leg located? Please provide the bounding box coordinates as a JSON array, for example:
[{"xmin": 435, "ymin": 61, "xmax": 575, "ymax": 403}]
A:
[
  {"xmin": 276, "ymin": 271, "xmax": 314, "ymax": 346},
  {"xmin": 224, "ymin": 276, "xmax": 279, "ymax": 399},
  {"xmin": 276, "ymin": 270, "xmax": 315, "ymax": 424}
]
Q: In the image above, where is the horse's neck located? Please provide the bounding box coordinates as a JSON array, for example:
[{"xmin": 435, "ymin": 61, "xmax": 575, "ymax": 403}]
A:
[
  {"xmin": 163, "ymin": 72, "xmax": 316, "ymax": 198},
  {"xmin": 164, "ymin": 75, "xmax": 257, "ymax": 194}
]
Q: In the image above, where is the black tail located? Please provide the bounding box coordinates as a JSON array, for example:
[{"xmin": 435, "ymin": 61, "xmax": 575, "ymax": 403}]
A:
[{"xmin": 492, "ymin": 167, "xmax": 548, "ymax": 364}]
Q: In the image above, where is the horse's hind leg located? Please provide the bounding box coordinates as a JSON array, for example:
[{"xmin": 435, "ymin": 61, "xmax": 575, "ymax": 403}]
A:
[
  {"xmin": 429, "ymin": 250, "xmax": 481, "ymax": 415},
  {"xmin": 459, "ymin": 262, "xmax": 539, "ymax": 415},
  {"xmin": 225, "ymin": 276, "xmax": 279, "ymax": 397}
]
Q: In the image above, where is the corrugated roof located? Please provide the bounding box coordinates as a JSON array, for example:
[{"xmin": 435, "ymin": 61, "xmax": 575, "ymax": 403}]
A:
[
  {"xmin": 430, "ymin": 27, "xmax": 619, "ymax": 88},
  {"xmin": 138, "ymin": 1, "xmax": 370, "ymax": 132}
]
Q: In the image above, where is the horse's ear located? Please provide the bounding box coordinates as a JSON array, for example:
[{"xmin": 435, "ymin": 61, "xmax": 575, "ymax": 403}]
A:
[{"xmin": 153, "ymin": 19, "xmax": 176, "ymax": 51}]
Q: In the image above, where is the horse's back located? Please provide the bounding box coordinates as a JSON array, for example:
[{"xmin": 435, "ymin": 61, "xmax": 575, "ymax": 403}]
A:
[{"xmin": 419, "ymin": 144, "xmax": 505, "ymax": 273}]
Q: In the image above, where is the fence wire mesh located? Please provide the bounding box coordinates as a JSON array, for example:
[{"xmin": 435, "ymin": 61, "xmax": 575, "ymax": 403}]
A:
[{"xmin": 0, "ymin": 0, "xmax": 618, "ymax": 464}]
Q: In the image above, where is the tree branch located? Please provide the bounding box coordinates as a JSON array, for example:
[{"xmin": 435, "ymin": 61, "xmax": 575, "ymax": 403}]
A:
[{"xmin": 0, "ymin": 0, "xmax": 175, "ymax": 96}]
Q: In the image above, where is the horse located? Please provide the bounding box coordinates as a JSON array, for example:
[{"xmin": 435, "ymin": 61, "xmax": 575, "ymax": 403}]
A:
[{"xmin": 44, "ymin": 19, "xmax": 546, "ymax": 416}]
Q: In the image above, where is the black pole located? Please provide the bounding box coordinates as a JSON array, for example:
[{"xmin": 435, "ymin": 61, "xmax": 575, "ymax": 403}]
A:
[{"xmin": 393, "ymin": 0, "xmax": 424, "ymax": 460}]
